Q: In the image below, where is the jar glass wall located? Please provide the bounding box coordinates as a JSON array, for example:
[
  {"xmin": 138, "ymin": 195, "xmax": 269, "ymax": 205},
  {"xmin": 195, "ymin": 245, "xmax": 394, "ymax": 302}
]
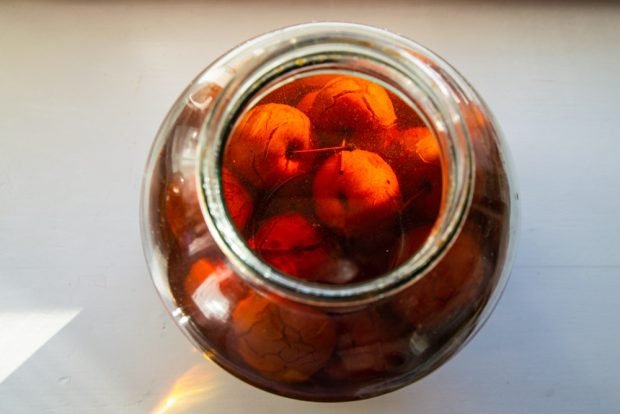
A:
[{"xmin": 141, "ymin": 22, "xmax": 518, "ymax": 401}]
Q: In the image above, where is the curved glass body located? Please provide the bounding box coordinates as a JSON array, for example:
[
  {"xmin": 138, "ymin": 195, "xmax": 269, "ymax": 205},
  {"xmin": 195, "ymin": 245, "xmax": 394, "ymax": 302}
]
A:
[{"xmin": 141, "ymin": 23, "xmax": 518, "ymax": 401}]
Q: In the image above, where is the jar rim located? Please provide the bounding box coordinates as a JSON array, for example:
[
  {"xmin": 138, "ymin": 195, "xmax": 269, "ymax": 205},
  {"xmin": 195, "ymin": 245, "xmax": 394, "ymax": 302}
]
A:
[{"xmin": 198, "ymin": 22, "xmax": 476, "ymax": 307}]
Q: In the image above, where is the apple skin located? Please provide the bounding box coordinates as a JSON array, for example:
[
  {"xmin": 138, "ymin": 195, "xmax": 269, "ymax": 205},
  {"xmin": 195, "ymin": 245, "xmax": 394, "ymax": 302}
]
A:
[
  {"xmin": 392, "ymin": 231, "xmax": 485, "ymax": 331},
  {"xmin": 308, "ymin": 76, "xmax": 396, "ymax": 150},
  {"xmin": 384, "ymin": 127, "xmax": 443, "ymax": 223},
  {"xmin": 313, "ymin": 149, "xmax": 402, "ymax": 237},
  {"xmin": 324, "ymin": 308, "xmax": 411, "ymax": 380},
  {"xmin": 296, "ymin": 90, "xmax": 319, "ymax": 115},
  {"xmin": 222, "ymin": 168, "xmax": 254, "ymax": 233},
  {"xmin": 249, "ymin": 213, "xmax": 332, "ymax": 282},
  {"xmin": 225, "ymin": 103, "xmax": 315, "ymax": 189},
  {"xmin": 230, "ymin": 292, "xmax": 337, "ymax": 383}
]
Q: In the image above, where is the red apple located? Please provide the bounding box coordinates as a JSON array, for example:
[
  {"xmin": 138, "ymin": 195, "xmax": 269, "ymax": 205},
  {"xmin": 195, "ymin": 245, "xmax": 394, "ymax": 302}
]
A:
[
  {"xmin": 308, "ymin": 76, "xmax": 396, "ymax": 149},
  {"xmin": 313, "ymin": 149, "xmax": 402, "ymax": 237},
  {"xmin": 325, "ymin": 308, "xmax": 411, "ymax": 379},
  {"xmin": 183, "ymin": 258, "xmax": 248, "ymax": 343},
  {"xmin": 392, "ymin": 230, "xmax": 485, "ymax": 331},
  {"xmin": 222, "ymin": 168, "xmax": 254, "ymax": 233},
  {"xmin": 386, "ymin": 89, "xmax": 425, "ymax": 129},
  {"xmin": 296, "ymin": 89, "xmax": 319, "ymax": 115},
  {"xmin": 259, "ymin": 74, "xmax": 338, "ymax": 106},
  {"xmin": 249, "ymin": 213, "xmax": 332, "ymax": 282},
  {"xmin": 230, "ymin": 292, "xmax": 337, "ymax": 383},
  {"xmin": 225, "ymin": 103, "xmax": 314, "ymax": 189},
  {"xmin": 384, "ymin": 126, "xmax": 443, "ymax": 223}
]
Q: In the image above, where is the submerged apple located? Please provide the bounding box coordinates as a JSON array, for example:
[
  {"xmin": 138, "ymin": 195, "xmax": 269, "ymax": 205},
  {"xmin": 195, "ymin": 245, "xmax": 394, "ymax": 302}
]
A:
[
  {"xmin": 249, "ymin": 213, "xmax": 332, "ymax": 282},
  {"xmin": 384, "ymin": 127, "xmax": 442, "ymax": 223},
  {"xmin": 225, "ymin": 103, "xmax": 315, "ymax": 189},
  {"xmin": 309, "ymin": 76, "xmax": 396, "ymax": 149},
  {"xmin": 230, "ymin": 292, "xmax": 337, "ymax": 383},
  {"xmin": 313, "ymin": 149, "xmax": 402, "ymax": 237}
]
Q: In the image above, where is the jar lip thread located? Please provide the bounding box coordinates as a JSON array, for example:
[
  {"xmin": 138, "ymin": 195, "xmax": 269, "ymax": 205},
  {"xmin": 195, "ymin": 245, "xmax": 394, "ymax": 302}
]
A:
[{"xmin": 198, "ymin": 22, "xmax": 475, "ymax": 307}]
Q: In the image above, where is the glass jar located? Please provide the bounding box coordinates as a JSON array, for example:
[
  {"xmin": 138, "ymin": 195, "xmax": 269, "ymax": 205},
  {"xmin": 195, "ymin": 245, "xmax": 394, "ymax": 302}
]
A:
[{"xmin": 141, "ymin": 22, "xmax": 518, "ymax": 401}]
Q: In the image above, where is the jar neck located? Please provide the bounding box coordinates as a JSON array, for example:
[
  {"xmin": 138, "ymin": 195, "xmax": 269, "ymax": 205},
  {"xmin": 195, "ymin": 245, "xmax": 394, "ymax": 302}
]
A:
[{"xmin": 198, "ymin": 22, "xmax": 475, "ymax": 308}]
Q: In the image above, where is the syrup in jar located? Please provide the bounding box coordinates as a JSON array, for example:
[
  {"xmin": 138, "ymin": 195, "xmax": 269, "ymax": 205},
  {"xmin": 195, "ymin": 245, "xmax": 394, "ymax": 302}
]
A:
[
  {"xmin": 221, "ymin": 74, "xmax": 442, "ymax": 285},
  {"xmin": 141, "ymin": 23, "xmax": 517, "ymax": 401}
]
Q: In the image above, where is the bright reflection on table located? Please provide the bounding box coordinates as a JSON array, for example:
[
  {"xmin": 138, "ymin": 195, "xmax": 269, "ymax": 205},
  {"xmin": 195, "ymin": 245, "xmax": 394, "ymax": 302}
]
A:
[{"xmin": 151, "ymin": 361, "xmax": 217, "ymax": 414}]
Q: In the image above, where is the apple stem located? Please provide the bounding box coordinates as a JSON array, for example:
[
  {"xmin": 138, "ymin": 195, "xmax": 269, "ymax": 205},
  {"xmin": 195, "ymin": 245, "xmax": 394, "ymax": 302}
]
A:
[
  {"xmin": 290, "ymin": 143, "xmax": 353, "ymax": 155},
  {"xmin": 338, "ymin": 138, "xmax": 347, "ymax": 175}
]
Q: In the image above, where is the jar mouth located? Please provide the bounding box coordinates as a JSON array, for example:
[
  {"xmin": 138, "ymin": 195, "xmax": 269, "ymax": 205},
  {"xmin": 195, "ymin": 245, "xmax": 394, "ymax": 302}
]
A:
[{"xmin": 198, "ymin": 22, "xmax": 474, "ymax": 307}]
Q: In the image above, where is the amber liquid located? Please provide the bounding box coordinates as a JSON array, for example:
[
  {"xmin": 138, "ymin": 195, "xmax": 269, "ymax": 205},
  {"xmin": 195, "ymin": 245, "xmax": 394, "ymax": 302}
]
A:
[
  {"xmin": 149, "ymin": 73, "xmax": 511, "ymax": 401},
  {"xmin": 221, "ymin": 74, "xmax": 442, "ymax": 284}
]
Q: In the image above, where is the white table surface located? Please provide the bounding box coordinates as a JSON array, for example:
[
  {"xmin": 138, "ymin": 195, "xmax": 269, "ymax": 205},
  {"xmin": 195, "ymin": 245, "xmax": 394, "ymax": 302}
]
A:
[{"xmin": 1, "ymin": 1, "xmax": 619, "ymax": 413}]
